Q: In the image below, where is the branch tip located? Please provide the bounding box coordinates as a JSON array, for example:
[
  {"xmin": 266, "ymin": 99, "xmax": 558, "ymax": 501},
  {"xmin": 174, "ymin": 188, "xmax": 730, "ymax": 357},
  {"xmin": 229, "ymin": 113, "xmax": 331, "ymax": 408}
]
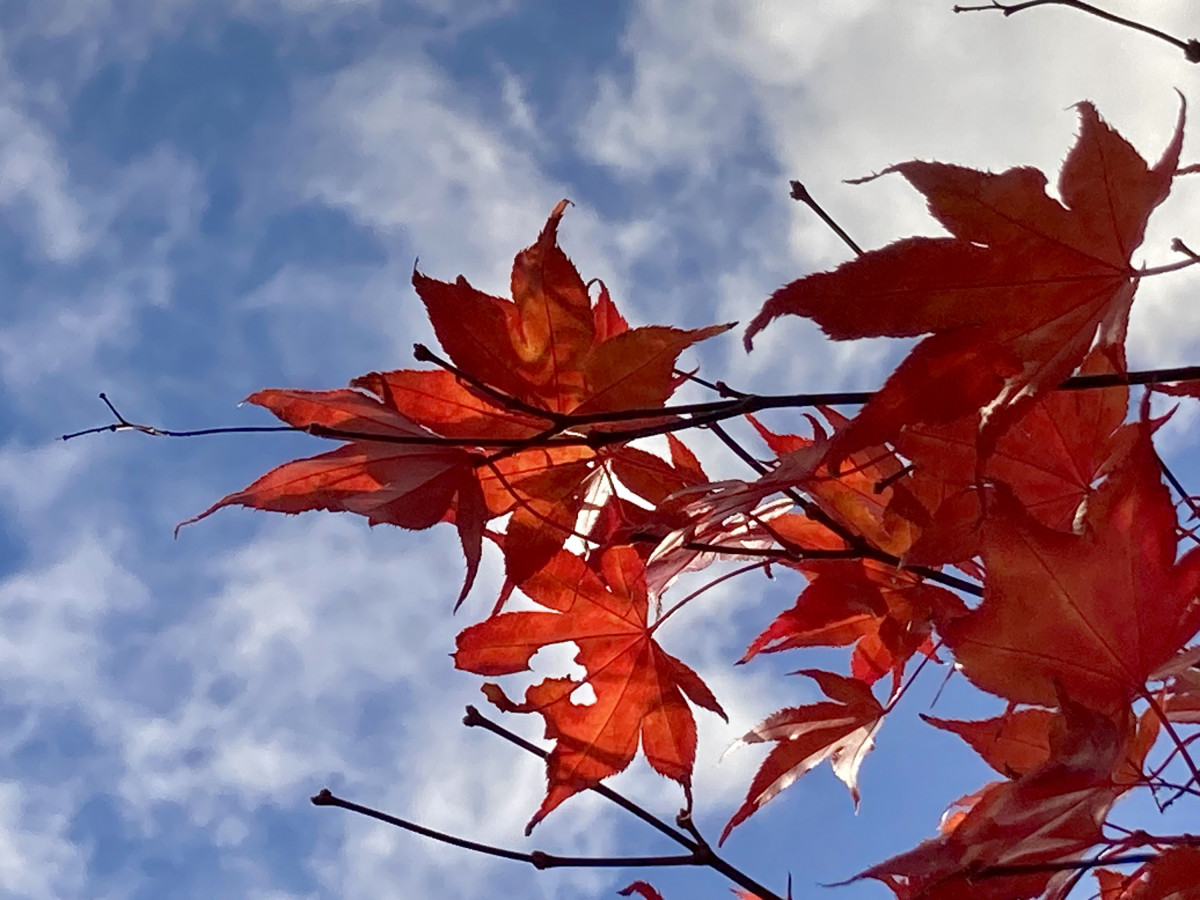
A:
[{"xmin": 311, "ymin": 788, "xmax": 336, "ymax": 806}]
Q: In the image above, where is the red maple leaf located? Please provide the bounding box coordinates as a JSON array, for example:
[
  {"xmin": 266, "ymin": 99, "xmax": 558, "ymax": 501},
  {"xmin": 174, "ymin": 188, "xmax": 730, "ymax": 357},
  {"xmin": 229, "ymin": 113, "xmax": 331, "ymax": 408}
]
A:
[
  {"xmin": 453, "ymin": 546, "xmax": 726, "ymax": 833},
  {"xmin": 896, "ymin": 348, "xmax": 1134, "ymax": 567},
  {"xmin": 184, "ymin": 203, "xmax": 728, "ymax": 600},
  {"xmin": 720, "ymin": 669, "xmax": 884, "ymax": 843},
  {"xmin": 414, "ymin": 199, "xmax": 730, "ymax": 419},
  {"xmin": 940, "ymin": 419, "xmax": 1200, "ymax": 711},
  {"xmin": 1095, "ymin": 847, "xmax": 1200, "ymax": 900},
  {"xmin": 618, "ymin": 883, "xmax": 666, "ymax": 900},
  {"xmin": 850, "ymin": 697, "xmax": 1155, "ymax": 900},
  {"xmin": 410, "ymin": 200, "xmax": 728, "ymax": 582},
  {"xmin": 178, "ymin": 386, "xmax": 488, "ymax": 603},
  {"xmin": 745, "ymin": 101, "xmax": 1184, "ymax": 464}
]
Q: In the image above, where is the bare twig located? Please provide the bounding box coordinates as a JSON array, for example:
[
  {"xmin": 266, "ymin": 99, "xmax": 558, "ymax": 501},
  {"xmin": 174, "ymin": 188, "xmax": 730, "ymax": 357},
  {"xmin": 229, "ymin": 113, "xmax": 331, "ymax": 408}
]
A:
[
  {"xmin": 789, "ymin": 180, "xmax": 864, "ymax": 256},
  {"xmin": 63, "ymin": 365, "xmax": 1200, "ymax": 445},
  {"xmin": 707, "ymin": 422, "xmax": 984, "ymax": 597},
  {"xmin": 1142, "ymin": 688, "xmax": 1200, "ymax": 793},
  {"xmin": 311, "ymin": 789, "xmax": 696, "ymax": 870},
  {"xmin": 953, "ymin": 0, "xmax": 1200, "ymax": 62},
  {"xmin": 461, "ymin": 706, "xmax": 787, "ymax": 900}
]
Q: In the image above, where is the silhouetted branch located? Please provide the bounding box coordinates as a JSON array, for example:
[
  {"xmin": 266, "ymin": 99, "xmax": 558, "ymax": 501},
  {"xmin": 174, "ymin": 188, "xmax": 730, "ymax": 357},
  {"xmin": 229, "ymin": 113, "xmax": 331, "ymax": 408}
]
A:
[
  {"xmin": 953, "ymin": 0, "xmax": 1200, "ymax": 62},
  {"xmin": 789, "ymin": 180, "xmax": 863, "ymax": 256},
  {"xmin": 706, "ymin": 422, "xmax": 985, "ymax": 597},
  {"xmin": 461, "ymin": 706, "xmax": 787, "ymax": 900},
  {"xmin": 311, "ymin": 789, "xmax": 696, "ymax": 870},
  {"xmin": 64, "ymin": 365, "xmax": 1200, "ymax": 445}
]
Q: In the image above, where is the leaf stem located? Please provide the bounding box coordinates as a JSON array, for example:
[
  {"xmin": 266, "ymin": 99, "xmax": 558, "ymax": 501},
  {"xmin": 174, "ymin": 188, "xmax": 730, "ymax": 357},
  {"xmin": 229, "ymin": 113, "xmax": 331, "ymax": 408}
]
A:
[{"xmin": 651, "ymin": 561, "xmax": 769, "ymax": 633}]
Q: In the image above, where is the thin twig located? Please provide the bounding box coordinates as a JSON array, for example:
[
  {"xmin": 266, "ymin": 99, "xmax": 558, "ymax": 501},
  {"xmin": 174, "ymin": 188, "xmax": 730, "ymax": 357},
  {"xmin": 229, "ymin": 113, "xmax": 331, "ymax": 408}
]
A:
[
  {"xmin": 461, "ymin": 706, "xmax": 787, "ymax": 900},
  {"xmin": 413, "ymin": 343, "xmax": 562, "ymax": 425},
  {"xmin": 975, "ymin": 852, "xmax": 1157, "ymax": 877},
  {"xmin": 63, "ymin": 365, "xmax": 1200, "ymax": 445},
  {"xmin": 707, "ymin": 422, "xmax": 984, "ymax": 597},
  {"xmin": 952, "ymin": 0, "xmax": 1200, "ymax": 62},
  {"xmin": 789, "ymin": 181, "xmax": 863, "ymax": 256},
  {"xmin": 1142, "ymin": 688, "xmax": 1200, "ymax": 793},
  {"xmin": 1157, "ymin": 451, "xmax": 1200, "ymax": 523},
  {"xmin": 311, "ymin": 789, "xmax": 695, "ymax": 870}
]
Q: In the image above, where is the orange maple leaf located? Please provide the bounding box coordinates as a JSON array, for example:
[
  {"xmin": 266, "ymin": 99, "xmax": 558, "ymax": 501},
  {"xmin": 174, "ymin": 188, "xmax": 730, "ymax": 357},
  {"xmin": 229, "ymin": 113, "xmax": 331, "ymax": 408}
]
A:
[
  {"xmin": 742, "ymin": 559, "xmax": 963, "ymax": 690},
  {"xmin": 745, "ymin": 101, "xmax": 1185, "ymax": 464},
  {"xmin": 186, "ymin": 203, "xmax": 728, "ymax": 599},
  {"xmin": 415, "ymin": 200, "xmax": 730, "ymax": 418},
  {"xmin": 453, "ymin": 546, "xmax": 726, "ymax": 833},
  {"xmin": 178, "ymin": 386, "xmax": 488, "ymax": 603}
]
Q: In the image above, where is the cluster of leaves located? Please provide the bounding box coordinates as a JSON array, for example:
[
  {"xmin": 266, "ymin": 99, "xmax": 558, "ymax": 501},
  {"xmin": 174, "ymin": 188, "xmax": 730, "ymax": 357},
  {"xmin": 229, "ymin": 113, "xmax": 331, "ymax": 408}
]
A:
[{"xmin": 189, "ymin": 101, "xmax": 1200, "ymax": 899}]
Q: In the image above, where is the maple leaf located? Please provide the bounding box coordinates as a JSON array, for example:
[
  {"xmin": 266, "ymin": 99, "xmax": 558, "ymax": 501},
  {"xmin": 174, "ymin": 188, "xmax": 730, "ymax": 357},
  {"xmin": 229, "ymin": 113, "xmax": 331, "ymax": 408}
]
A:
[
  {"xmin": 1095, "ymin": 847, "xmax": 1200, "ymax": 900},
  {"xmin": 720, "ymin": 669, "xmax": 884, "ymax": 844},
  {"xmin": 618, "ymin": 882, "xmax": 667, "ymax": 900},
  {"xmin": 921, "ymin": 709, "xmax": 1056, "ymax": 780},
  {"xmin": 453, "ymin": 546, "xmax": 726, "ymax": 833},
  {"xmin": 178, "ymin": 386, "xmax": 488, "ymax": 604},
  {"xmin": 409, "ymin": 201, "xmax": 728, "ymax": 582},
  {"xmin": 941, "ymin": 420, "xmax": 1200, "ymax": 711},
  {"xmin": 745, "ymin": 101, "xmax": 1185, "ymax": 463},
  {"xmin": 896, "ymin": 349, "xmax": 1134, "ymax": 567},
  {"xmin": 851, "ymin": 697, "xmax": 1152, "ymax": 900},
  {"xmin": 414, "ymin": 200, "xmax": 730, "ymax": 418},
  {"xmin": 741, "ymin": 559, "xmax": 964, "ymax": 690},
  {"xmin": 189, "ymin": 203, "xmax": 729, "ymax": 605}
]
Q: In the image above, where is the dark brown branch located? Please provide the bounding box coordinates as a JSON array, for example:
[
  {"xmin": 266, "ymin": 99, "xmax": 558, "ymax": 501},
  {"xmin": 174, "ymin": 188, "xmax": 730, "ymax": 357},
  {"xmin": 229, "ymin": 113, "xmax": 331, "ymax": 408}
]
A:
[
  {"xmin": 413, "ymin": 343, "xmax": 565, "ymax": 425},
  {"xmin": 976, "ymin": 851, "xmax": 1157, "ymax": 877},
  {"xmin": 461, "ymin": 706, "xmax": 787, "ymax": 900},
  {"xmin": 707, "ymin": 423, "xmax": 984, "ymax": 597},
  {"xmin": 63, "ymin": 365, "xmax": 1200, "ymax": 446},
  {"xmin": 789, "ymin": 181, "xmax": 863, "ymax": 256},
  {"xmin": 462, "ymin": 706, "xmax": 698, "ymax": 849},
  {"xmin": 311, "ymin": 789, "xmax": 695, "ymax": 870},
  {"xmin": 953, "ymin": 0, "xmax": 1200, "ymax": 62}
]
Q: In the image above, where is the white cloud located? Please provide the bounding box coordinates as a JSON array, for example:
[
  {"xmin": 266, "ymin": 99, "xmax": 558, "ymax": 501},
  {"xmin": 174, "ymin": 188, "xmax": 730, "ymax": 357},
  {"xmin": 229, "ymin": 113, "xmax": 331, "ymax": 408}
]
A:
[
  {"xmin": 580, "ymin": 0, "xmax": 1200, "ymax": 394},
  {"xmin": 0, "ymin": 530, "xmax": 145, "ymax": 702},
  {"xmin": 0, "ymin": 46, "xmax": 89, "ymax": 262},
  {"xmin": 0, "ymin": 782, "xmax": 87, "ymax": 900},
  {"xmin": 0, "ymin": 146, "xmax": 202, "ymax": 391}
]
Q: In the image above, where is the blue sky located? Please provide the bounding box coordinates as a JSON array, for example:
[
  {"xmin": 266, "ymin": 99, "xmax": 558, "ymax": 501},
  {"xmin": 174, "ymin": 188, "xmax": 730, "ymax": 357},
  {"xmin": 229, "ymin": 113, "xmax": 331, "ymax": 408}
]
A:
[{"xmin": 3, "ymin": 2, "xmax": 1200, "ymax": 899}]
